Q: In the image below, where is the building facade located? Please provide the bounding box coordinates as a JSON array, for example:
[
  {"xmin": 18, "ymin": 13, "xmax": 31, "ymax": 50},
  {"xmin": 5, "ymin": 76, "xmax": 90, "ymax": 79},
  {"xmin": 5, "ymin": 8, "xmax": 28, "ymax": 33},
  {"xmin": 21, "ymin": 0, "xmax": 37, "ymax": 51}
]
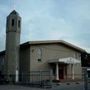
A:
[
  {"xmin": 19, "ymin": 40, "xmax": 86, "ymax": 81},
  {"xmin": 0, "ymin": 10, "xmax": 87, "ymax": 82}
]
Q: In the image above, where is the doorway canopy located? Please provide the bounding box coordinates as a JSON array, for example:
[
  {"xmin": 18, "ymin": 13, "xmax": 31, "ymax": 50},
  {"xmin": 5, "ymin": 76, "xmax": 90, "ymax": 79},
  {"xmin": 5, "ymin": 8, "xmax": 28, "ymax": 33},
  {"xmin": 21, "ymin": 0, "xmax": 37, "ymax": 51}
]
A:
[{"xmin": 48, "ymin": 57, "xmax": 81, "ymax": 64}]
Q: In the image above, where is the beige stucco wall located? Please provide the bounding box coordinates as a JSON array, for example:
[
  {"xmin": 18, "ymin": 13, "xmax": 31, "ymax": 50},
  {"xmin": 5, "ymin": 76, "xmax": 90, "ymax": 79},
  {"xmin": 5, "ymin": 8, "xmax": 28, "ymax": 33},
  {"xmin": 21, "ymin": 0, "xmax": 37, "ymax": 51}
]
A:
[
  {"xmin": 30, "ymin": 44, "xmax": 82, "ymax": 79},
  {"xmin": 5, "ymin": 32, "xmax": 20, "ymax": 75}
]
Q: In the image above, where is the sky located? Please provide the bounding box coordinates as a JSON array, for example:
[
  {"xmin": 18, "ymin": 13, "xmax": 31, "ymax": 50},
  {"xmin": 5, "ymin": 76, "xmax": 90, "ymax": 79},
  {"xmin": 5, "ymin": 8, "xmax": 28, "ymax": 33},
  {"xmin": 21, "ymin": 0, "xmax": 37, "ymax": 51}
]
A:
[{"xmin": 0, "ymin": 0, "xmax": 90, "ymax": 52}]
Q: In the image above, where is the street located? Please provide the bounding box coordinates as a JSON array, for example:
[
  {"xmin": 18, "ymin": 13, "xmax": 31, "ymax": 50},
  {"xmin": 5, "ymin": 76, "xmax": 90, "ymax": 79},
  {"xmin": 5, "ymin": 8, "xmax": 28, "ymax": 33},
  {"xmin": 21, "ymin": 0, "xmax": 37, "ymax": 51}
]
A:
[{"xmin": 0, "ymin": 82, "xmax": 90, "ymax": 90}]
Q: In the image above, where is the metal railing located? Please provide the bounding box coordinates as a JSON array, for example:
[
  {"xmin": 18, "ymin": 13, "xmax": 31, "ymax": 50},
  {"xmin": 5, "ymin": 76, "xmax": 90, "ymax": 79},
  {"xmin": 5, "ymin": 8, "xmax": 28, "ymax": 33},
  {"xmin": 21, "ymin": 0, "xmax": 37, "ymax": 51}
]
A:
[{"xmin": 19, "ymin": 70, "xmax": 52, "ymax": 87}]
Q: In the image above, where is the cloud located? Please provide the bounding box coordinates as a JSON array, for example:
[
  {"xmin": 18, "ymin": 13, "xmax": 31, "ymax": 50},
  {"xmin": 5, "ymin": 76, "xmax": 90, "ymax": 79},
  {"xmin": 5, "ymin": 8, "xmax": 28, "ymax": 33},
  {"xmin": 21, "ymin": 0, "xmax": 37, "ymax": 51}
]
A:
[{"xmin": 0, "ymin": 0, "xmax": 90, "ymax": 53}]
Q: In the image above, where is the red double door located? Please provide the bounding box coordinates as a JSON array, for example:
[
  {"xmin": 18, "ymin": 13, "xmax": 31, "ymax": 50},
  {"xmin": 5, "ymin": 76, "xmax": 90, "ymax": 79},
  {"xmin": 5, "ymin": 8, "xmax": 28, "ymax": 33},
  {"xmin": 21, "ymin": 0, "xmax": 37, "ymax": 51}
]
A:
[{"xmin": 59, "ymin": 68, "xmax": 64, "ymax": 79}]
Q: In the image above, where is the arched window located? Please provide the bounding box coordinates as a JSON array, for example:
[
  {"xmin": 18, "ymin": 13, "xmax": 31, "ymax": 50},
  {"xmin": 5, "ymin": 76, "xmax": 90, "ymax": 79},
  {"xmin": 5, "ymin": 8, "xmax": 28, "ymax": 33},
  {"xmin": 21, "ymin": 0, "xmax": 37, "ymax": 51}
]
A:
[
  {"xmin": 18, "ymin": 20, "xmax": 21, "ymax": 28},
  {"xmin": 12, "ymin": 19, "xmax": 14, "ymax": 26}
]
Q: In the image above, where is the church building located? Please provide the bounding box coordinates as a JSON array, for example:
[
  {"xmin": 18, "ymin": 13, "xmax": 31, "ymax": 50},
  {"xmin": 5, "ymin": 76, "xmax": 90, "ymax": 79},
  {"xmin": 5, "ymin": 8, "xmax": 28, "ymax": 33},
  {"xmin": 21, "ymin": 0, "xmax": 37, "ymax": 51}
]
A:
[{"xmin": 0, "ymin": 10, "xmax": 87, "ymax": 83}]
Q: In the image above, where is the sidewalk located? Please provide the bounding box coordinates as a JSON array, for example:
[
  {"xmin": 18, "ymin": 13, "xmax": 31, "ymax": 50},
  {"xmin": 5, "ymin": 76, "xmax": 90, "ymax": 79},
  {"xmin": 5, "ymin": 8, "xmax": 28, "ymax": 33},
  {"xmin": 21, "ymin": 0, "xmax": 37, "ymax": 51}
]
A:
[{"xmin": 0, "ymin": 82, "xmax": 90, "ymax": 90}]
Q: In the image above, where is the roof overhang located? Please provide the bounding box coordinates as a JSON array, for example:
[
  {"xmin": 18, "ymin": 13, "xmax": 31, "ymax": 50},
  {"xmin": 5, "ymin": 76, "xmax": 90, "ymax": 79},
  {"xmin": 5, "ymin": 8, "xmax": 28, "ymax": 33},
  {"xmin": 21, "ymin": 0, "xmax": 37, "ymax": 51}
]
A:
[{"xmin": 0, "ymin": 40, "xmax": 87, "ymax": 55}]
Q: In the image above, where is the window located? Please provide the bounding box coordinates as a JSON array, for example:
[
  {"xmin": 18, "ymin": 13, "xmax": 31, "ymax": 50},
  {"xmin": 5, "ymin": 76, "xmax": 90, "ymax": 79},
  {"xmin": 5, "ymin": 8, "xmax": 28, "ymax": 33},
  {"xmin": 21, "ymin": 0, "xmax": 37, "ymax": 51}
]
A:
[
  {"xmin": 37, "ymin": 48, "xmax": 42, "ymax": 62},
  {"xmin": 18, "ymin": 20, "xmax": 20, "ymax": 28},
  {"xmin": 38, "ymin": 59, "xmax": 41, "ymax": 62},
  {"xmin": 12, "ymin": 19, "xmax": 14, "ymax": 26}
]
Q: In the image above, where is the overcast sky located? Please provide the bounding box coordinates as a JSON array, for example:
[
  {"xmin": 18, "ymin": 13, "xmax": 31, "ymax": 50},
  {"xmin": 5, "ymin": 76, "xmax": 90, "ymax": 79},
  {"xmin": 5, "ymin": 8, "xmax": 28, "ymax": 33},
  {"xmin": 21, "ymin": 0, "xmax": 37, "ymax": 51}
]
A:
[{"xmin": 0, "ymin": 0, "xmax": 90, "ymax": 52}]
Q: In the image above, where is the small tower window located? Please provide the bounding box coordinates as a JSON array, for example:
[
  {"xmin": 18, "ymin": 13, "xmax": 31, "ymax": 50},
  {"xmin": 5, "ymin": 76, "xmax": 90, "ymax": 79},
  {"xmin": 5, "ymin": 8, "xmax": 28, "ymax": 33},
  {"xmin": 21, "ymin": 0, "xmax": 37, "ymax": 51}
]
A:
[
  {"xmin": 18, "ymin": 20, "xmax": 21, "ymax": 28},
  {"xmin": 12, "ymin": 19, "xmax": 14, "ymax": 26}
]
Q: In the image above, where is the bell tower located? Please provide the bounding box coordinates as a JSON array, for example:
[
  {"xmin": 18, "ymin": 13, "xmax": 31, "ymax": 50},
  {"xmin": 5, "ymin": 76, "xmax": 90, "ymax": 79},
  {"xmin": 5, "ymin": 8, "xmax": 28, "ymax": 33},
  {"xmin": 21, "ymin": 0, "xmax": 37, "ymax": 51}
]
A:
[{"xmin": 5, "ymin": 10, "xmax": 21, "ymax": 82}]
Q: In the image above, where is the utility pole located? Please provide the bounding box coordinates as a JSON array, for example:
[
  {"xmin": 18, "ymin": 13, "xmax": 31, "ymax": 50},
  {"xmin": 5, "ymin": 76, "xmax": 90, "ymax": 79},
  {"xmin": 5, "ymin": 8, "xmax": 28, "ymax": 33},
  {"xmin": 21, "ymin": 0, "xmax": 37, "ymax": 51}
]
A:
[
  {"xmin": 84, "ymin": 67, "xmax": 88, "ymax": 90},
  {"xmin": 84, "ymin": 53, "xmax": 88, "ymax": 90}
]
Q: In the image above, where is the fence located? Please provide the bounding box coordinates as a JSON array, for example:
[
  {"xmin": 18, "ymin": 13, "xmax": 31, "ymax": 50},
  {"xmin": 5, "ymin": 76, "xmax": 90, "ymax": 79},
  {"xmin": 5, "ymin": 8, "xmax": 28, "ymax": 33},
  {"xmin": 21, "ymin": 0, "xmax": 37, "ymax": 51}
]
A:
[
  {"xmin": 0, "ymin": 69, "xmax": 90, "ymax": 89},
  {"xmin": 19, "ymin": 70, "xmax": 52, "ymax": 88}
]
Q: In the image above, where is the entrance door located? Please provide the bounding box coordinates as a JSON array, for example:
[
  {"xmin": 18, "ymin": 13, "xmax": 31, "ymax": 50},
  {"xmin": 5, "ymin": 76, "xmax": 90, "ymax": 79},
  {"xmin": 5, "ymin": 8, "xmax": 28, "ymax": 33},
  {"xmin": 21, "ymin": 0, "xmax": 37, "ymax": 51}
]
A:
[{"xmin": 59, "ymin": 68, "xmax": 64, "ymax": 79}]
